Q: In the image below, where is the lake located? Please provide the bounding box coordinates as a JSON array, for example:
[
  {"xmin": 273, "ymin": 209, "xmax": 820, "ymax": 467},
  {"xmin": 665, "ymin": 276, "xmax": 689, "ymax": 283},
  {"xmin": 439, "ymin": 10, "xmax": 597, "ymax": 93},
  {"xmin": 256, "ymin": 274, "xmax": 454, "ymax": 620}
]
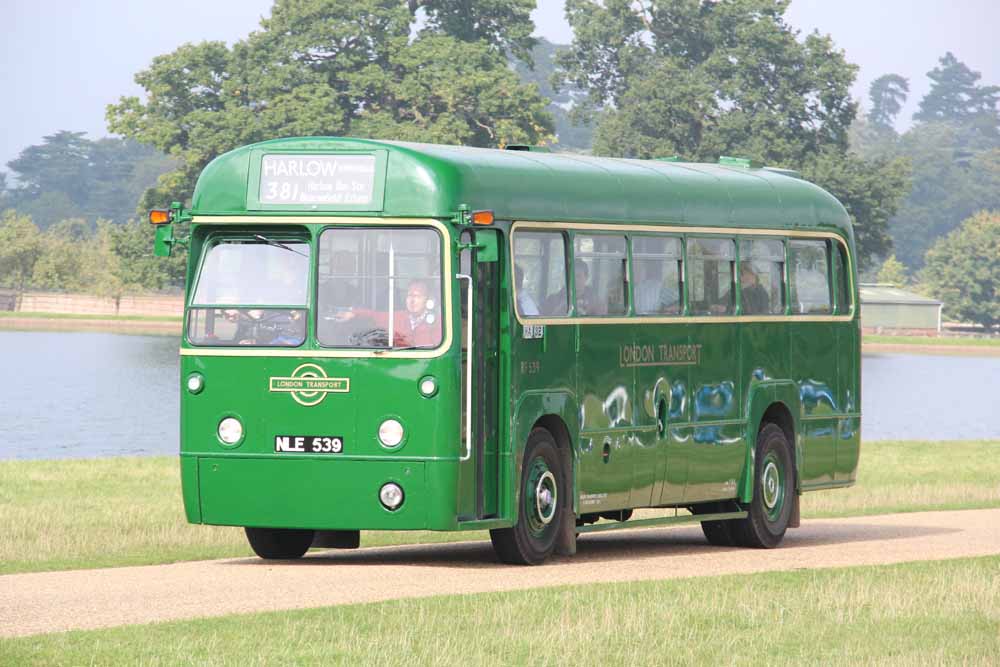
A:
[{"xmin": 0, "ymin": 330, "xmax": 997, "ymax": 460}]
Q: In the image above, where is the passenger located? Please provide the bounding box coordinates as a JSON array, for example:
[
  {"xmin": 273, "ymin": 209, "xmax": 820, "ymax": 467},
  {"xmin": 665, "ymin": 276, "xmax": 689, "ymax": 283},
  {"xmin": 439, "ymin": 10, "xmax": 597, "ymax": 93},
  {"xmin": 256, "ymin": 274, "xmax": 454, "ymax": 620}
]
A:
[
  {"xmin": 741, "ymin": 263, "xmax": 771, "ymax": 314},
  {"xmin": 514, "ymin": 265, "xmax": 540, "ymax": 316},
  {"xmin": 543, "ymin": 263, "xmax": 595, "ymax": 315},
  {"xmin": 336, "ymin": 279, "xmax": 441, "ymax": 347},
  {"xmin": 635, "ymin": 262, "xmax": 680, "ymax": 314}
]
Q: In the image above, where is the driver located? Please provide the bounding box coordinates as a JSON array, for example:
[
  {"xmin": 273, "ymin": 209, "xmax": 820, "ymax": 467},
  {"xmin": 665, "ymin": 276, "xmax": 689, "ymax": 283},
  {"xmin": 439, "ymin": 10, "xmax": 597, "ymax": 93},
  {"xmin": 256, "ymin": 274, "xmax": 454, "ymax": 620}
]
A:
[{"xmin": 336, "ymin": 279, "xmax": 441, "ymax": 347}]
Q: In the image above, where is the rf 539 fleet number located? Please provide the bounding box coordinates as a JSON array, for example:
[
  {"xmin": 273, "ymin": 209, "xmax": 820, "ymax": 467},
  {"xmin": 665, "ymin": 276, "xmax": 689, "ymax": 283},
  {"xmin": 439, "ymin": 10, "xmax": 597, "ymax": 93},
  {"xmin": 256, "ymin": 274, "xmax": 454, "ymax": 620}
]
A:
[{"xmin": 275, "ymin": 435, "xmax": 344, "ymax": 454}]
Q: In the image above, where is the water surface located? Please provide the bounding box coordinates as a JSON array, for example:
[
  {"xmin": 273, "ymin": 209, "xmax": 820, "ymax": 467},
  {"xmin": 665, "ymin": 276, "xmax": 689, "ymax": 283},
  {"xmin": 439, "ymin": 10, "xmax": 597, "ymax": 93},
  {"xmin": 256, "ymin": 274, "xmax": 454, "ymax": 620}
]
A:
[{"xmin": 0, "ymin": 331, "xmax": 997, "ymax": 459}]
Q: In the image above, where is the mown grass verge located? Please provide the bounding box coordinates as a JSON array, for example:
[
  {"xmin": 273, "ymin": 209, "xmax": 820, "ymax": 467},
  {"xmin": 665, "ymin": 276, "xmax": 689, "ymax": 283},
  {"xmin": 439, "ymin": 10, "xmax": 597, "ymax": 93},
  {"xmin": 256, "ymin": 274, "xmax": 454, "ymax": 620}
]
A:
[
  {"xmin": 3, "ymin": 556, "xmax": 998, "ymax": 666},
  {"xmin": 0, "ymin": 311, "xmax": 181, "ymax": 322},
  {"xmin": 863, "ymin": 334, "xmax": 1000, "ymax": 347},
  {"xmin": 2, "ymin": 439, "xmax": 998, "ymax": 575}
]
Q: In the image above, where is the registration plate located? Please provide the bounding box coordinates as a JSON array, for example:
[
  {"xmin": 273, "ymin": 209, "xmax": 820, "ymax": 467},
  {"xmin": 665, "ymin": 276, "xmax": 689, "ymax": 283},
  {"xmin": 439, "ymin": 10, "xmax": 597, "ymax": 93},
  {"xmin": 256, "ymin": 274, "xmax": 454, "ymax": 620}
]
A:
[{"xmin": 275, "ymin": 435, "xmax": 344, "ymax": 454}]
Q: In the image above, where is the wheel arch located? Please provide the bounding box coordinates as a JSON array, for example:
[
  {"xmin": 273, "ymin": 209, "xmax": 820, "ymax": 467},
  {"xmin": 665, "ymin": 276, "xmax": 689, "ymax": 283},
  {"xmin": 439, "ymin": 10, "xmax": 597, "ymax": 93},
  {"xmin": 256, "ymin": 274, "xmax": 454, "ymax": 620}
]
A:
[
  {"xmin": 740, "ymin": 381, "xmax": 800, "ymax": 503},
  {"xmin": 510, "ymin": 390, "xmax": 579, "ymax": 521}
]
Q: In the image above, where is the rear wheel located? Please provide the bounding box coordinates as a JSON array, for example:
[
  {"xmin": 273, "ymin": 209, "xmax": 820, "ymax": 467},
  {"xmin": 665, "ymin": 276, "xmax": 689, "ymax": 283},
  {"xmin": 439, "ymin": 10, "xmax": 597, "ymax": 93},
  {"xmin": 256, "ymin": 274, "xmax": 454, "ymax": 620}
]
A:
[
  {"xmin": 245, "ymin": 527, "xmax": 315, "ymax": 559},
  {"xmin": 732, "ymin": 423, "xmax": 794, "ymax": 548},
  {"xmin": 490, "ymin": 428, "xmax": 564, "ymax": 565}
]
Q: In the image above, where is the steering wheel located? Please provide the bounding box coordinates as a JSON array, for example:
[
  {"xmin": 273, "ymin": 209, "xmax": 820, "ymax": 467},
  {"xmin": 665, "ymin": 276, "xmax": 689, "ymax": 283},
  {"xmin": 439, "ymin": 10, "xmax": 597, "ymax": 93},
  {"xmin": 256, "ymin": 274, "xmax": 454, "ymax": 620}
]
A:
[{"xmin": 349, "ymin": 328, "xmax": 390, "ymax": 347}]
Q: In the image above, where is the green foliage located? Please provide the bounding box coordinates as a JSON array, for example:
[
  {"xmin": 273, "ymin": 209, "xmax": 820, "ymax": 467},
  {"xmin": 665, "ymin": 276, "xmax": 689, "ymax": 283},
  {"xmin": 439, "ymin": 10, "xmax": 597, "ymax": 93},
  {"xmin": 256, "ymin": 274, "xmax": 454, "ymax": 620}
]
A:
[
  {"xmin": 867, "ymin": 74, "xmax": 909, "ymax": 129},
  {"xmin": 0, "ymin": 210, "xmax": 44, "ymax": 290},
  {"xmin": 875, "ymin": 254, "xmax": 908, "ymax": 286},
  {"xmin": 556, "ymin": 0, "xmax": 907, "ymax": 267},
  {"xmin": 511, "ymin": 38, "xmax": 594, "ymax": 150},
  {"xmin": 888, "ymin": 123, "xmax": 1000, "ymax": 268},
  {"xmin": 3, "ymin": 131, "xmax": 174, "ymax": 230},
  {"xmin": 107, "ymin": 0, "xmax": 554, "ymax": 209},
  {"xmin": 914, "ymin": 52, "xmax": 1000, "ymax": 132},
  {"xmin": 921, "ymin": 210, "xmax": 1000, "ymax": 329}
]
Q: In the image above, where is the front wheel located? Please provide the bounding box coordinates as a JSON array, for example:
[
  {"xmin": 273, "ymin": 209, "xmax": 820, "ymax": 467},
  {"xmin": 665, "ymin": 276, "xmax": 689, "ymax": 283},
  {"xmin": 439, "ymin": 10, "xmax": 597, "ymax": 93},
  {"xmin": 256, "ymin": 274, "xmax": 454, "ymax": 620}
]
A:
[
  {"xmin": 245, "ymin": 527, "xmax": 315, "ymax": 559},
  {"xmin": 732, "ymin": 423, "xmax": 795, "ymax": 548},
  {"xmin": 490, "ymin": 428, "xmax": 564, "ymax": 565}
]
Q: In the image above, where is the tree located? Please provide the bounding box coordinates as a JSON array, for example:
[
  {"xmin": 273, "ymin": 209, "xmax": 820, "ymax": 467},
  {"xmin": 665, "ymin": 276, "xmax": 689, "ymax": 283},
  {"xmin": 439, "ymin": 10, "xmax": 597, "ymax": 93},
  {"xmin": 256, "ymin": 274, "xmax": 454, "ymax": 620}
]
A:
[
  {"xmin": 867, "ymin": 74, "xmax": 909, "ymax": 130},
  {"xmin": 4, "ymin": 132, "xmax": 174, "ymax": 230},
  {"xmin": 555, "ymin": 0, "xmax": 908, "ymax": 267},
  {"xmin": 512, "ymin": 38, "xmax": 594, "ymax": 150},
  {"xmin": 921, "ymin": 210, "xmax": 1000, "ymax": 329},
  {"xmin": 914, "ymin": 52, "xmax": 1000, "ymax": 128},
  {"xmin": 107, "ymin": 0, "xmax": 554, "ymax": 211},
  {"xmin": 0, "ymin": 210, "xmax": 44, "ymax": 290},
  {"xmin": 876, "ymin": 255, "xmax": 908, "ymax": 286}
]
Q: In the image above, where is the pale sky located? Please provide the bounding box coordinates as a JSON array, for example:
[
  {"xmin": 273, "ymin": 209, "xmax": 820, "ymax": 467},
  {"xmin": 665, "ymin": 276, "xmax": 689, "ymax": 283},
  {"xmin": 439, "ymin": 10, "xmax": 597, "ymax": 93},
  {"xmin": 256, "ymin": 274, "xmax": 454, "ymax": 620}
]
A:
[{"xmin": 2, "ymin": 1, "xmax": 998, "ymax": 173}]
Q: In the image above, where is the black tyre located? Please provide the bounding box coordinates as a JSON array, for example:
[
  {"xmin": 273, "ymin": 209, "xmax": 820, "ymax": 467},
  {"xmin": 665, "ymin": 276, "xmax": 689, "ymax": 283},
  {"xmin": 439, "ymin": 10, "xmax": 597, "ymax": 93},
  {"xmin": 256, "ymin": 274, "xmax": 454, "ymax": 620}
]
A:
[
  {"xmin": 490, "ymin": 428, "xmax": 564, "ymax": 565},
  {"xmin": 732, "ymin": 423, "xmax": 794, "ymax": 548},
  {"xmin": 245, "ymin": 527, "xmax": 315, "ymax": 559},
  {"xmin": 694, "ymin": 503, "xmax": 738, "ymax": 546}
]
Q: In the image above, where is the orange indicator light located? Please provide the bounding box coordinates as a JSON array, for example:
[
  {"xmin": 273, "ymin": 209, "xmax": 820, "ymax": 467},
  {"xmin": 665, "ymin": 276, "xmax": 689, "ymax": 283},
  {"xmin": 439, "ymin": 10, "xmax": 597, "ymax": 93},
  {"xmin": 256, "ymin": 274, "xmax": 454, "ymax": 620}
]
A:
[
  {"xmin": 148, "ymin": 209, "xmax": 171, "ymax": 225},
  {"xmin": 471, "ymin": 210, "xmax": 494, "ymax": 225}
]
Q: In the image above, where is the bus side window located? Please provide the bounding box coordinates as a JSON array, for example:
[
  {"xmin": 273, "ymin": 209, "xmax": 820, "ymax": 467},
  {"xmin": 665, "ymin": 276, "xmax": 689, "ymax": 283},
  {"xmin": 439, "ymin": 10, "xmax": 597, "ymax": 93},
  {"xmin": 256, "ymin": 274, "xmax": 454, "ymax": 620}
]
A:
[
  {"xmin": 573, "ymin": 234, "xmax": 627, "ymax": 316},
  {"xmin": 739, "ymin": 238, "xmax": 785, "ymax": 315},
  {"xmin": 789, "ymin": 239, "xmax": 832, "ymax": 314},
  {"xmin": 632, "ymin": 235, "xmax": 682, "ymax": 315},
  {"xmin": 513, "ymin": 231, "xmax": 568, "ymax": 317},
  {"xmin": 687, "ymin": 237, "xmax": 736, "ymax": 316},
  {"xmin": 835, "ymin": 243, "xmax": 852, "ymax": 315}
]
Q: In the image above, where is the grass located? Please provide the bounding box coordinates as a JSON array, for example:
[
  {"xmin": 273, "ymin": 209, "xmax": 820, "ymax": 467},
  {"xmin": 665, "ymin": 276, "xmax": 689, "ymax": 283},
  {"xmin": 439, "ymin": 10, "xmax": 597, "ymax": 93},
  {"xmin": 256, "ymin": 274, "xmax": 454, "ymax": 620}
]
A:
[
  {"xmin": 0, "ymin": 311, "xmax": 181, "ymax": 322},
  {"xmin": 3, "ymin": 556, "xmax": 998, "ymax": 665},
  {"xmin": 863, "ymin": 334, "xmax": 1000, "ymax": 347},
  {"xmin": 2, "ymin": 439, "xmax": 998, "ymax": 575}
]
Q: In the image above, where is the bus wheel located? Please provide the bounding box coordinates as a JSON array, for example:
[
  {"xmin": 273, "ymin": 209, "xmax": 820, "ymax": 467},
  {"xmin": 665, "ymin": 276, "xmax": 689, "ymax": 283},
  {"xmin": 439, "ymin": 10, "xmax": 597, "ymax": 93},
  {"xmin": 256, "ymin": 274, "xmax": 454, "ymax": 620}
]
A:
[
  {"xmin": 244, "ymin": 527, "xmax": 315, "ymax": 559},
  {"xmin": 490, "ymin": 428, "xmax": 564, "ymax": 565},
  {"xmin": 695, "ymin": 503, "xmax": 737, "ymax": 546},
  {"xmin": 733, "ymin": 423, "xmax": 794, "ymax": 548}
]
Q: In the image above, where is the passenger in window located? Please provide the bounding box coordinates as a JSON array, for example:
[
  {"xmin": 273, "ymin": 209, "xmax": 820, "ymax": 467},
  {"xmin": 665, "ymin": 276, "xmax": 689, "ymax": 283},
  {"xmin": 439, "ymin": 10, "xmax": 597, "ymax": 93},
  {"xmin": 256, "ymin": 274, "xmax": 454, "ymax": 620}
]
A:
[
  {"xmin": 514, "ymin": 265, "xmax": 540, "ymax": 316},
  {"xmin": 740, "ymin": 264, "xmax": 770, "ymax": 315},
  {"xmin": 635, "ymin": 262, "xmax": 679, "ymax": 314},
  {"xmin": 542, "ymin": 263, "xmax": 591, "ymax": 315},
  {"xmin": 335, "ymin": 279, "xmax": 441, "ymax": 347},
  {"xmin": 319, "ymin": 250, "xmax": 360, "ymax": 315}
]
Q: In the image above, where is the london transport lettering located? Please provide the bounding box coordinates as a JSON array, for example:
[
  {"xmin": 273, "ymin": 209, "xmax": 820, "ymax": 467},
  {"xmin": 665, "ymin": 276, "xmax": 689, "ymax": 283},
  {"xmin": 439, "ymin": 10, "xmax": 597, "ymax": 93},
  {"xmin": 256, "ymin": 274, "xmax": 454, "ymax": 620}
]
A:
[{"xmin": 618, "ymin": 343, "xmax": 703, "ymax": 368}]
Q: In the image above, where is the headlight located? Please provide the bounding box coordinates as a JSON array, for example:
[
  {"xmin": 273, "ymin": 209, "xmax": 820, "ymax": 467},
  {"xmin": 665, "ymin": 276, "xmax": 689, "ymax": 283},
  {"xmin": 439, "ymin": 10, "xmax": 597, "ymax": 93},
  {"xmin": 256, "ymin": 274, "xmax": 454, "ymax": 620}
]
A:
[
  {"xmin": 218, "ymin": 417, "xmax": 244, "ymax": 445},
  {"xmin": 379, "ymin": 482, "xmax": 404, "ymax": 510},
  {"xmin": 418, "ymin": 376, "xmax": 438, "ymax": 397},
  {"xmin": 187, "ymin": 373, "xmax": 204, "ymax": 394},
  {"xmin": 378, "ymin": 419, "xmax": 404, "ymax": 448}
]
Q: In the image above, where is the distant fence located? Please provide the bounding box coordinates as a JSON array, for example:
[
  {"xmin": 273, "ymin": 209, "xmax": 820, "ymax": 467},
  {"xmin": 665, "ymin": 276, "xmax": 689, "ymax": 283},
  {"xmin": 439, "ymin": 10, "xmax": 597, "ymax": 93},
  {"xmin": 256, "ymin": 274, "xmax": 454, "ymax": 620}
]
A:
[{"xmin": 3, "ymin": 291, "xmax": 183, "ymax": 317}]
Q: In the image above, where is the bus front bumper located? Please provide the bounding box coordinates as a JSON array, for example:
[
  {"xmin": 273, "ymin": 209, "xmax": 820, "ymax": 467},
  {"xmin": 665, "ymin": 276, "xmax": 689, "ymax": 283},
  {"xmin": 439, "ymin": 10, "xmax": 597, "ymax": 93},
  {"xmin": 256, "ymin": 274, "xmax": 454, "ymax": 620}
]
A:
[{"xmin": 182, "ymin": 455, "xmax": 448, "ymax": 531}]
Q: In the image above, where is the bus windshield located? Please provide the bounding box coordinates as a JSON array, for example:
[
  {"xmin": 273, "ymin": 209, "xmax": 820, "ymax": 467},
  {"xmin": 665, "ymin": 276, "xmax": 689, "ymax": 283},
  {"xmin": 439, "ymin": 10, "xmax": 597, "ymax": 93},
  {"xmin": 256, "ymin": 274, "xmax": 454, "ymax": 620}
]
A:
[
  {"xmin": 316, "ymin": 227, "xmax": 442, "ymax": 349},
  {"xmin": 187, "ymin": 237, "xmax": 310, "ymax": 347}
]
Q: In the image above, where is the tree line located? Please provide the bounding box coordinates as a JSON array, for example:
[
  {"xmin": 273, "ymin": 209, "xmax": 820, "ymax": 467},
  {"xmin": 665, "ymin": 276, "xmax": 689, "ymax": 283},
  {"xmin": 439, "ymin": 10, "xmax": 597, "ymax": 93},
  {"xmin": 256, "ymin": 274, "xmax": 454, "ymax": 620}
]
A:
[{"xmin": 0, "ymin": 0, "xmax": 996, "ymax": 327}]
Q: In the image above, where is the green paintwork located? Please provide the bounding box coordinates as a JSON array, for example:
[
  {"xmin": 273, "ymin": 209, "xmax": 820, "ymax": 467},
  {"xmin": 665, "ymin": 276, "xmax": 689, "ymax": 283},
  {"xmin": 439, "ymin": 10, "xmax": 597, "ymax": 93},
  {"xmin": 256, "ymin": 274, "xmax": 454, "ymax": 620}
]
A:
[{"xmin": 175, "ymin": 137, "xmax": 861, "ymax": 538}]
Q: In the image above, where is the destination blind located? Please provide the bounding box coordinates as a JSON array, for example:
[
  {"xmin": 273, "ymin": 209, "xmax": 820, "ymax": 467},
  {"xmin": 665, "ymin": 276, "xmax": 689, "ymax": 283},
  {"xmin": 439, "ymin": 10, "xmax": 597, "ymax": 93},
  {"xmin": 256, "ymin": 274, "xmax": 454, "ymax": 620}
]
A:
[{"xmin": 258, "ymin": 154, "xmax": 376, "ymax": 206}]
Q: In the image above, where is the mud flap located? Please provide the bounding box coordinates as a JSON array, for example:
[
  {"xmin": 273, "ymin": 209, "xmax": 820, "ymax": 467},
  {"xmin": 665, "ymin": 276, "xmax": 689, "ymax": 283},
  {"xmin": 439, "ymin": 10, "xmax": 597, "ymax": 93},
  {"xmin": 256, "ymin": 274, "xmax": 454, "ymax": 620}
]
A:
[
  {"xmin": 554, "ymin": 505, "xmax": 577, "ymax": 556},
  {"xmin": 789, "ymin": 492, "xmax": 801, "ymax": 528}
]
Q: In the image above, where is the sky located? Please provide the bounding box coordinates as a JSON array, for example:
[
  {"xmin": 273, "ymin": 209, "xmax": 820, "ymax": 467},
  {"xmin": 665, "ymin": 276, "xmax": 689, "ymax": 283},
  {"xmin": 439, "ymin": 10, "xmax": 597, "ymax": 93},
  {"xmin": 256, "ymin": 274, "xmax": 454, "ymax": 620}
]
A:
[{"xmin": 2, "ymin": 0, "xmax": 998, "ymax": 174}]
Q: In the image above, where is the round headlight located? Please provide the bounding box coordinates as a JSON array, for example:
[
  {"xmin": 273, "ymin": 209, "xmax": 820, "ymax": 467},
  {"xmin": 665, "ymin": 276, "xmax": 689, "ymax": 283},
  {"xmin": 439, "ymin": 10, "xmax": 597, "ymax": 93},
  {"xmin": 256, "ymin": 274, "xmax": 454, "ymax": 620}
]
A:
[
  {"xmin": 218, "ymin": 417, "xmax": 244, "ymax": 445},
  {"xmin": 379, "ymin": 482, "xmax": 405, "ymax": 510},
  {"xmin": 418, "ymin": 376, "xmax": 437, "ymax": 397},
  {"xmin": 187, "ymin": 374, "xmax": 204, "ymax": 394},
  {"xmin": 377, "ymin": 419, "xmax": 404, "ymax": 448}
]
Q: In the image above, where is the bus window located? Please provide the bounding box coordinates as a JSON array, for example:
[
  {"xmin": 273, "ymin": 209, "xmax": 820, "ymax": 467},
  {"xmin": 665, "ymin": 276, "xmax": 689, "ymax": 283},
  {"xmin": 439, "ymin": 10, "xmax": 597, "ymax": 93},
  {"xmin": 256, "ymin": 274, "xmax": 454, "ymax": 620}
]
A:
[
  {"xmin": 187, "ymin": 237, "xmax": 309, "ymax": 347},
  {"xmin": 632, "ymin": 236, "xmax": 682, "ymax": 315},
  {"xmin": 835, "ymin": 242, "xmax": 852, "ymax": 315},
  {"xmin": 739, "ymin": 238, "xmax": 785, "ymax": 315},
  {"xmin": 573, "ymin": 234, "xmax": 627, "ymax": 316},
  {"xmin": 789, "ymin": 240, "xmax": 832, "ymax": 314},
  {"xmin": 513, "ymin": 231, "xmax": 568, "ymax": 317},
  {"xmin": 688, "ymin": 237, "xmax": 735, "ymax": 315},
  {"xmin": 316, "ymin": 227, "xmax": 442, "ymax": 348}
]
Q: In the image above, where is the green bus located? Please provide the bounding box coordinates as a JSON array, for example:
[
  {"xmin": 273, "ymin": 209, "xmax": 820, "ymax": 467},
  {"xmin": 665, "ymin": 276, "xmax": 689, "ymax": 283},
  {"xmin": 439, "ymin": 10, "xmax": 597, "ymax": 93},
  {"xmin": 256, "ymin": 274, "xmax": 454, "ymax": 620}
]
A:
[{"xmin": 152, "ymin": 137, "xmax": 860, "ymax": 565}]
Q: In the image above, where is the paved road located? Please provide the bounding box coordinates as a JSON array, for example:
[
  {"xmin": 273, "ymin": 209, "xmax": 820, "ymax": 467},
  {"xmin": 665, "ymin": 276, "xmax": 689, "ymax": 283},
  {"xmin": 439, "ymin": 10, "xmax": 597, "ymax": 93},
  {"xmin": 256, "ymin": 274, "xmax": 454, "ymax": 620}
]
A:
[{"xmin": 3, "ymin": 508, "xmax": 999, "ymax": 638}]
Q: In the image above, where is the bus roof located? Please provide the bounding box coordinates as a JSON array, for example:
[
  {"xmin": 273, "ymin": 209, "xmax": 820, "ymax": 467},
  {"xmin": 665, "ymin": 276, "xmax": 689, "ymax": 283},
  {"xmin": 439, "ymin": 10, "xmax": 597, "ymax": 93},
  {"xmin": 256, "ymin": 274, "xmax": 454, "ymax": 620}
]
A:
[{"xmin": 191, "ymin": 137, "xmax": 853, "ymax": 239}]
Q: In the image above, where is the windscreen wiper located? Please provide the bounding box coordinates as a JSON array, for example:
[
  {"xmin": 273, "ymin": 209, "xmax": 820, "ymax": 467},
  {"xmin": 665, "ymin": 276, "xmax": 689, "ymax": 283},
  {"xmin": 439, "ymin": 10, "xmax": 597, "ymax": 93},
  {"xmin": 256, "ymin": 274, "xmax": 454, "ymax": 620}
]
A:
[{"xmin": 254, "ymin": 234, "xmax": 307, "ymax": 257}]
